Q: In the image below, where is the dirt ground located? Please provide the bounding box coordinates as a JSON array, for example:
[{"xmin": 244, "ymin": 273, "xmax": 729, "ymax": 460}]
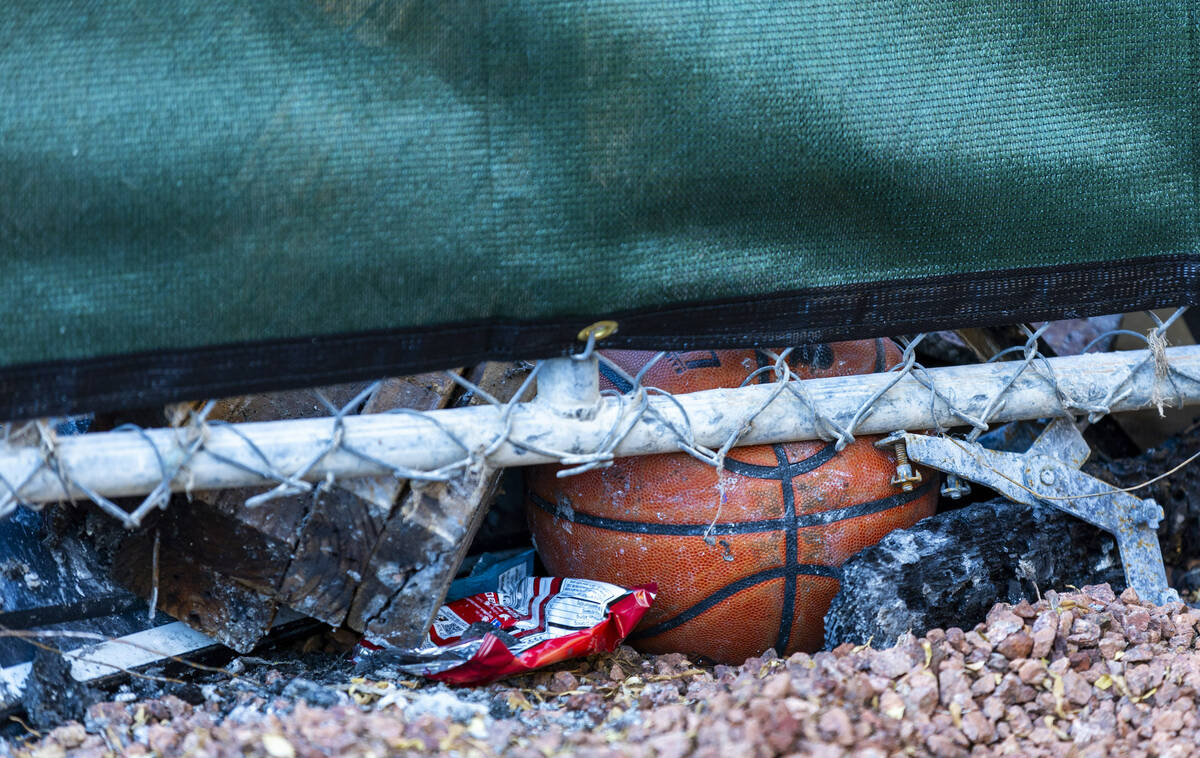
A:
[{"xmin": 6, "ymin": 583, "xmax": 1200, "ymax": 757}]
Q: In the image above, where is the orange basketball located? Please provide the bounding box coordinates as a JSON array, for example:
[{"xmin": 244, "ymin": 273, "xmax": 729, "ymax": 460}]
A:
[{"xmin": 525, "ymin": 340, "xmax": 938, "ymax": 663}]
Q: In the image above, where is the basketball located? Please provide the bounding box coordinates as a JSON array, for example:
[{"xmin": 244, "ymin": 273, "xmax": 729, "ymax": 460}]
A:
[{"xmin": 525, "ymin": 340, "xmax": 939, "ymax": 663}]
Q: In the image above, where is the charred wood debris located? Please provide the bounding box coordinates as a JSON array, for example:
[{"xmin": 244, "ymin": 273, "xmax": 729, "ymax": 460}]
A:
[{"xmin": 4, "ymin": 314, "xmax": 1200, "ymax": 743}]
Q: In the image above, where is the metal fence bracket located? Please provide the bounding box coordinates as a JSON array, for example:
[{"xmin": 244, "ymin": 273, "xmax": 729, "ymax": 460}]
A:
[{"xmin": 901, "ymin": 419, "xmax": 1179, "ymax": 606}]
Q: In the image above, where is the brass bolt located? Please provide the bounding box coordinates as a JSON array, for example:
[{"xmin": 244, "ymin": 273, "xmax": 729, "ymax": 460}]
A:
[{"xmin": 875, "ymin": 432, "xmax": 923, "ymax": 492}]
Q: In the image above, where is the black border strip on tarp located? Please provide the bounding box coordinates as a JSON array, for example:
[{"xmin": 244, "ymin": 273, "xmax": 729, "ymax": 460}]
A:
[{"xmin": 0, "ymin": 254, "xmax": 1197, "ymax": 421}]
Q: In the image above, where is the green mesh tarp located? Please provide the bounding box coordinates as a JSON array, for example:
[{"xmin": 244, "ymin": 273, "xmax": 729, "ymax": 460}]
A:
[{"xmin": 1, "ymin": 1, "xmax": 1197, "ymax": 418}]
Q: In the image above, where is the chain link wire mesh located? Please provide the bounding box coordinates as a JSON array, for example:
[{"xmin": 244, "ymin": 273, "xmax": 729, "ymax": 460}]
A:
[{"xmin": 0, "ymin": 307, "xmax": 1196, "ymax": 528}]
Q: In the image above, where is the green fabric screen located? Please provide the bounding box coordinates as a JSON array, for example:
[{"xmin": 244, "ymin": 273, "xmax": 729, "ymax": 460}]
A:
[{"xmin": 0, "ymin": 1, "xmax": 1197, "ymax": 418}]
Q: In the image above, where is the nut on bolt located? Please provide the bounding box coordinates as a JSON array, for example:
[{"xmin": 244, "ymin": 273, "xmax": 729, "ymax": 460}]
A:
[
  {"xmin": 941, "ymin": 474, "xmax": 970, "ymax": 499},
  {"xmin": 875, "ymin": 431, "xmax": 923, "ymax": 492}
]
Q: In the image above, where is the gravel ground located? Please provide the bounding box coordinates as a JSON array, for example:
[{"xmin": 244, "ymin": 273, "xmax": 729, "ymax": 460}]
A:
[{"xmin": 6, "ymin": 583, "xmax": 1200, "ymax": 757}]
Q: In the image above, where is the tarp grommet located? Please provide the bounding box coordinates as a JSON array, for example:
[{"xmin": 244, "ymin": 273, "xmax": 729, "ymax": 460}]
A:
[{"xmin": 577, "ymin": 320, "xmax": 619, "ymax": 342}]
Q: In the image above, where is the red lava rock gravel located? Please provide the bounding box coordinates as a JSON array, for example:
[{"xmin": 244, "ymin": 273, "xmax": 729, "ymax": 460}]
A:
[{"xmin": 7, "ymin": 584, "xmax": 1200, "ymax": 757}]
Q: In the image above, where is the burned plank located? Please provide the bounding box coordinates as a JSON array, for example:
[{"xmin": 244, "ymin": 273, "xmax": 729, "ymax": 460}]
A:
[
  {"xmin": 350, "ymin": 468, "xmax": 503, "ymax": 644},
  {"xmin": 110, "ymin": 496, "xmax": 294, "ymax": 650},
  {"xmin": 86, "ymin": 364, "xmax": 530, "ymax": 652},
  {"xmin": 347, "ymin": 361, "xmax": 534, "ymax": 646},
  {"xmin": 108, "ymin": 374, "xmax": 474, "ymax": 649},
  {"xmin": 109, "ymin": 382, "xmax": 375, "ymax": 652},
  {"xmin": 274, "ymin": 373, "xmax": 462, "ymax": 627}
]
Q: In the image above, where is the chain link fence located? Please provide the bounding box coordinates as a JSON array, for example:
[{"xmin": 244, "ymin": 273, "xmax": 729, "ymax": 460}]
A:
[{"xmin": 0, "ymin": 308, "xmax": 1197, "ymax": 530}]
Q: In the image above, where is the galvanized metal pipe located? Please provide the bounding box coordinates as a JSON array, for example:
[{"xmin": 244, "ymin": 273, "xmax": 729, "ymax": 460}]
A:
[{"xmin": 3, "ymin": 346, "xmax": 1199, "ymax": 506}]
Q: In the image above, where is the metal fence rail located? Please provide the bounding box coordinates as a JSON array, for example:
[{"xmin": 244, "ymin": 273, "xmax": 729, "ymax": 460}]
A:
[{"xmin": 0, "ymin": 311, "xmax": 1196, "ymax": 527}]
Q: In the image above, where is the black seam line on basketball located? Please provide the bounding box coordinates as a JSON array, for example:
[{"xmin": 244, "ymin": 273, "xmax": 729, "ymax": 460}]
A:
[
  {"xmin": 528, "ymin": 479, "xmax": 935, "ymax": 536},
  {"xmin": 874, "ymin": 338, "xmax": 887, "ymax": 374},
  {"xmin": 721, "ymin": 443, "xmax": 837, "ymax": 479},
  {"xmin": 754, "ymin": 350, "xmax": 774, "ymax": 384},
  {"xmin": 598, "ymin": 361, "xmax": 633, "ymax": 394},
  {"xmin": 774, "ymin": 444, "xmax": 799, "ymax": 657},
  {"xmin": 630, "ymin": 563, "xmax": 841, "ymax": 640}
]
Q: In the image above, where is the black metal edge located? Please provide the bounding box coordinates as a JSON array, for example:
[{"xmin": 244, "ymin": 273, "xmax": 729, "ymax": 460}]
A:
[{"xmin": 0, "ymin": 254, "xmax": 1196, "ymax": 420}]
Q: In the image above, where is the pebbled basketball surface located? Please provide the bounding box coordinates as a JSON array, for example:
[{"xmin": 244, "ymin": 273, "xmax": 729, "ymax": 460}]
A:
[{"xmin": 525, "ymin": 340, "xmax": 939, "ymax": 664}]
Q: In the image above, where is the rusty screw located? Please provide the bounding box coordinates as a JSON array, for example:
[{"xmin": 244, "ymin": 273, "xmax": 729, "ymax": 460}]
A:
[{"xmin": 875, "ymin": 431, "xmax": 923, "ymax": 492}]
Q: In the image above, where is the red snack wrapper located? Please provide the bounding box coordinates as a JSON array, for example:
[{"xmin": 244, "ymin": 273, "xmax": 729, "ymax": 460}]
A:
[{"xmin": 373, "ymin": 573, "xmax": 656, "ymax": 685}]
